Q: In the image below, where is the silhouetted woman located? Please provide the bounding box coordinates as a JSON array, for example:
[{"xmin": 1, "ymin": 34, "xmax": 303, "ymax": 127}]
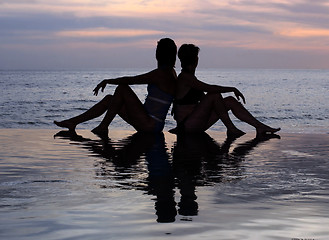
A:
[
  {"xmin": 55, "ymin": 38, "xmax": 177, "ymax": 135},
  {"xmin": 171, "ymin": 44, "xmax": 280, "ymax": 137}
]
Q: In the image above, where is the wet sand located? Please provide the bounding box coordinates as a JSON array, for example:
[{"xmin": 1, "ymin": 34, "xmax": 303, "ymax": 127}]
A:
[{"xmin": 1, "ymin": 129, "xmax": 329, "ymax": 240}]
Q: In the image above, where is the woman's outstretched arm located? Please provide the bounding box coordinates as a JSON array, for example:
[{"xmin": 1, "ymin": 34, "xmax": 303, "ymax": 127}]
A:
[
  {"xmin": 182, "ymin": 73, "xmax": 246, "ymax": 104},
  {"xmin": 93, "ymin": 70, "xmax": 157, "ymax": 96}
]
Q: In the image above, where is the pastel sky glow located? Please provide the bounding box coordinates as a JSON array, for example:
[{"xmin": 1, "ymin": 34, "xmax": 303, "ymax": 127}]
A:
[{"xmin": 1, "ymin": 0, "xmax": 329, "ymax": 69}]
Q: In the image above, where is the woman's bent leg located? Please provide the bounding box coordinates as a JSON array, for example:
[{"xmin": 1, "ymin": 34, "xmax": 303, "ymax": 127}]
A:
[
  {"xmin": 54, "ymin": 95, "xmax": 113, "ymax": 131},
  {"xmin": 92, "ymin": 85, "xmax": 156, "ymax": 134},
  {"xmin": 223, "ymin": 96, "xmax": 280, "ymax": 135},
  {"xmin": 183, "ymin": 93, "xmax": 243, "ymax": 135}
]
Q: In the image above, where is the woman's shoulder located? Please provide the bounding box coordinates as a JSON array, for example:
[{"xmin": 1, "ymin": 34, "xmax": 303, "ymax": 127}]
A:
[
  {"xmin": 141, "ymin": 68, "xmax": 173, "ymax": 83},
  {"xmin": 178, "ymin": 71, "xmax": 195, "ymax": 78},
  {"xmin": 151, "ymin": 67, "xmax": 176, "ymax": 77},
  {"xmin": 178, "ymin": 72, "xmax": 197, "ymax": 85}
]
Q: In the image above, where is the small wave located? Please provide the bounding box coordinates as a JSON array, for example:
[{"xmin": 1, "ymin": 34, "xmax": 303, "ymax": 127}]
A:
[
  {"xmin": 44, "ymin": 115, "xmax": 61, "ymax": 118},
  {"xmin": 16, "ymin": 121, "xmax": 37, "ymax": 125},
  {"xmin": 282, "ymin": 150, "xmax": 315, "ymax": 158},
  {"xmin": 47, "ymin": 109, "xmax": 72, "ymax": 113},
  {"xmin": 29, "ymin": 180, "xmax": 67, "ymax": 183},
  {"xmin": 15, "ymin": 121, "xmax": 50, "ymax": 127},
  {"xmin": 265, "ymin": 115, "xmax": 327, "ymax": 121},
  {"xmin": 0, "ymin": 179, "xmax": 67, "ymax": 187},
  {"xmin": 73, "ymin": 107, "xmax": 89, "ymax": 111},
  {"xmin": 69, "ymin": 99, "xmax": 97, "ymax": 103}
]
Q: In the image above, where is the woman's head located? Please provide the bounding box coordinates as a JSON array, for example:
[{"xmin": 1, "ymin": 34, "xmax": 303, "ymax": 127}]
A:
[
  {"xmin": 178, "ymin": 44, "xmax": 200, "ymax": 71},
  {"xmin": 156, "ymin": 38, "xmax": 177, "ymax": 68}
]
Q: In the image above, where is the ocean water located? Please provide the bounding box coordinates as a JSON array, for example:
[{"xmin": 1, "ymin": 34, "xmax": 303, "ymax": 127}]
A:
[{"xmin": 0, "ymin": 68, "xmax": 328, "ymax": 133}]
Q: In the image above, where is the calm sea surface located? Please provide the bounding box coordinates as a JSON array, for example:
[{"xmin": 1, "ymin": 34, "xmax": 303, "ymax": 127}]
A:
[
  {"xmin": 0, "ymin": 69, "xmax": 329, "ymax": 239},
  {"xmin": 0, "ymin": 69, "xmax": 328, "ymax": 133}
]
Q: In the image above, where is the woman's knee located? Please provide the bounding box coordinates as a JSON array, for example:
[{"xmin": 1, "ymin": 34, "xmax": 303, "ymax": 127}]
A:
[
  {"xmin": 224, "ymin": 96, "xmax": 238, "ymax": 103},
  {"xmin": 99, "ymin": 94, "xmax": 113, "ymax": 104},
  {"xmin": 206, "ymin": 92, "xmax": 221, "ymax": 97},
  {"xmin": 113, "ymin": 84, "xmax": 134, "ymax": 98},
  {"xmin": 224, "ymin": 96, "xmax": 241, "ymax": 108},
  {"xmin": 104, "ymin": 94, "xmax": 113, "ymax": 100},
  {"xmin": 205, "ymin": 92, "xmax": 223, "ymax": 101},
  {"xmin": 115, "ymin": 84, "xmax": 130, "ymax": 92}
]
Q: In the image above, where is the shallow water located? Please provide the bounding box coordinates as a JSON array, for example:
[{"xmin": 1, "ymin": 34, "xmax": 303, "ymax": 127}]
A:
[{"xmin": 1, "ymin": 129, "xmax": 328, "ymax": 239}]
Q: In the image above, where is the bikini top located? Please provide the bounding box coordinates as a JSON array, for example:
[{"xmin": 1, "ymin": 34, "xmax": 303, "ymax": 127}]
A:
[
  {"xmin": 144, "ymin": 84, "xmax": 174, "ymax": 122},
  {"xmin": 174, "ymin": 88, "xmax": 205, "ymax": 105}
]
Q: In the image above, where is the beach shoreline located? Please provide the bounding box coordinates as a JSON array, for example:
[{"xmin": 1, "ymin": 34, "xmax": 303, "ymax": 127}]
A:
[
  {"xmin": 1, "ymin": 128, "xmax": 328, "ymax": 151},
  {"xmin": 1, "ymin": 128, "xmax": 328, "ymax": 155},
  {"xmin": 1, "ymin": 127, "xmax": 328, "ymax": 137}
]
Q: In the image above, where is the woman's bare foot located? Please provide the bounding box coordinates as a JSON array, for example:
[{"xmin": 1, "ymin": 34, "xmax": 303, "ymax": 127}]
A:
[
  {"xmin": 91, "ymin": 125, "xmax": 109, "ymax": 136},
  {"xmin": 227, "ymin": 128, "xmax": 246, "ymax": 138},
  {"xmin": 54, "ymin": 120, "xmax": 76, "ymax": 132},
  {"xmin": 256, "ymin": 125, "xmax": 280, "ymax": 136}
]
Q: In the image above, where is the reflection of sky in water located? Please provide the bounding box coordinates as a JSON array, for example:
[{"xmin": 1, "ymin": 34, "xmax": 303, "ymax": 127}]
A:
[{"xmin": 0, "ymin": 129, "xmax": 328, "ymax": 239}]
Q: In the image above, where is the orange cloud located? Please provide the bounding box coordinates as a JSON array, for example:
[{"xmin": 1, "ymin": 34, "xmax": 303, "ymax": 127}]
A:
[
  {"xmin": 279, "ymin": 28, "xmax": 329, "ymax": 38},
  {"xmin": 0, "ymin": 0, "xmax": 187, "ymax": 17},
  {"xmin": 56, "ymin": 28, "xmax": 164, "ymax": 38}
]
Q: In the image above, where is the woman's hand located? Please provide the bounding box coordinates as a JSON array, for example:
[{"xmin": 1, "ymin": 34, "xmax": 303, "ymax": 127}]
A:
[
  {"xmin": 93, "ymin": 80, "xmax": 108, "ymax": 96},
  {"xmin": 233, "ymin": 88, "xmax": 246, "ymax": 104}
]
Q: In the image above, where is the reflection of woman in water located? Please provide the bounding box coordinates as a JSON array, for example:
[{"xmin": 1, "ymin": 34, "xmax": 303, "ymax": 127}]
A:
[
  {"xmin": 55, "ymin": 128, "xmax": 278, "ymax": 223},
  {"xmin": 55, "ymin": 38, "xmax": 177, "ymax": 135},
  {"xmin": 171, "ymin": 44, "xmax": 280, "ymax": 137}
]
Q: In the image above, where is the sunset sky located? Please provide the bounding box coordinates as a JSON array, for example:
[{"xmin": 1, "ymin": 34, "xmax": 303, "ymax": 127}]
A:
[{"xmin": 1, "ymin": 0, "xmax": 329, "ymax": 69}]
